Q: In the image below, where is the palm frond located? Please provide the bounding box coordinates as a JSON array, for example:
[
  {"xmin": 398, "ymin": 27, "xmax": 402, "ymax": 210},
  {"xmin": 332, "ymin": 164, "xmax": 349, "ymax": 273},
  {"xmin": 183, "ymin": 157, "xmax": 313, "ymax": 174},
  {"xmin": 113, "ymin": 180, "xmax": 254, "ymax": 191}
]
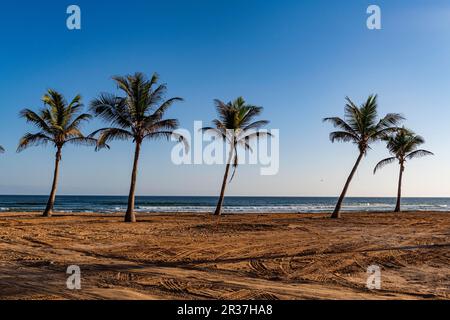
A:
[
  {"xmin": 143, "ymin": 131, "xmax": 190, "ymax": 152},
  {"xmin": 239, "ymin": 106, "xmax": 263, "ymax": 127},
  {"xmin": 143, "ymin": 131, "xmax": 189, "ymax": 152},
  {"xmin": 146, "ymin": 83, "xmax": 168, "ymax": 109},
  {"xmin": 373, "ymin": 157, "xmax": 397, "ymax": 174},
  {"xmin": 65, "ymin": 137, "xmax": 98, "ymax": 147},
  {"xmin": 212, "ymin": 119, "xmax": 228, "ymax": 132},
  {"xmin": 19, "ymin": 108, "xmax": 53, "ymax": 134},
  {"xmin": 344, "ymin": 96, "xmax": 363, "ymax": 133},
  {"xmin": 112, "ymin": 75, "xmax": 133, "ymax": 97},
  {"xmin": 144, "ymin": 130, "xmax": 179, "ymax": 141},
  {"xmin": 322, "ymin": 117, "xmax": 356, "ymax": 135},
  {"xmin": 153, "ymin": 97, "xmax": 184, "ymax": 118},
  {"xmin": 143, "ymin": 119, "xmax": 179, "ymax": 133},
  {"xmin": 240, "ymin": 131, "xmax": 273, "ymax": 142},
  {"xmin": 329, "ymin": 131, "xmax": 359, "ymax": 143},
  {"xmin": 405, "ymin": 149, "xmax": 434, "ymax": 160},
  {"xmin": 243, "ymin": 120, "xmax": 270, "ymax": 131},
  {"xmin": 376, "ymin": 113, "xmax": 405, "ymax": 130},
  {"xmin": 66, "ymin": 113, "xmax": 92, "ymax": 132},
  {"xmin": 17, "ymin": 133, "xmax": 53, "ymax": 152},
  {"xmin": 90, "ymin": 94, "xmax": 132, "ymax": 129},
  {"xmin": 91, "ymin": 128, "xmax": 134, "ymax": 150},
  {"xmin": 42, "ymin": 89, "xmax": 69, "ymax": 127},
  {"xmin": 201, "ymin": 127, "xmax": 228, "ymax": 141},
  {"xmin": 368, "ymin": 126, "xmax": 399, "ymax": 142},
  {"xmin": 66, "ymin": 94, "xmax": 84, "ymax": 121}
]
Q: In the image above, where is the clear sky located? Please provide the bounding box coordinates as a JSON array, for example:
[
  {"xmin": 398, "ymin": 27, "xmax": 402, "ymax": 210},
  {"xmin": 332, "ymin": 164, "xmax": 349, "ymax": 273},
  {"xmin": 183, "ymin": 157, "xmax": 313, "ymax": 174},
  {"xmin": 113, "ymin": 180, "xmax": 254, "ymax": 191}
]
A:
[{"xmin": 0, "ymin": 0, "xmax": 449, "ymax": 197}]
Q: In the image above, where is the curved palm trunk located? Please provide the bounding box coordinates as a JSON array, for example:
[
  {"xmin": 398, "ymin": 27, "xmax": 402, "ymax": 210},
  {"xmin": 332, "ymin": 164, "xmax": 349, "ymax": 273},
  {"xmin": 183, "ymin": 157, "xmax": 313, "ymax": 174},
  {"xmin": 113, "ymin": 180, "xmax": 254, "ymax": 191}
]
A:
[
  {"xmin": 214, "ymin": 149, "xmax": 234, "ymax": 216},
  {"xmin": 395, "ymin": 163, "xmax": 404, "ymax": 213},
  {"xmin": 331, "ymin": 151, "xmax": 364, "ymax": 219},
  {"xmin": 43, "ymin": 148, "xmax": 62, "ymax": 217},
  {"xmin": 125, "ymin": 142, "xmax": 141, "ymax": 223}
]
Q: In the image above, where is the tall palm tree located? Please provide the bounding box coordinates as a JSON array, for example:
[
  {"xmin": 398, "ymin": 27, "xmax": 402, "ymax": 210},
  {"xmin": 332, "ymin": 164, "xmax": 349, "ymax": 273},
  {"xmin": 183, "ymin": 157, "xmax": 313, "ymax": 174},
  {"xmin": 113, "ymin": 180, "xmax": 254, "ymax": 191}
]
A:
[
  {"xmin": 374, "ymin": 128, "xmax": 433, "ymax": 212},
  {"xmin": 90, "ymin": 72, "xmax": 184, "ymax": 223},
  {"xmin": 202, "ymin": 97, "xmax": 271, "ymax": 216},
  {"xmin": 17, "ymin": 89, "xmax": 95, "ymax": 217},
  {"xmin": 323, "ymin": 95, "xmax": 404, "ymax": 219}
]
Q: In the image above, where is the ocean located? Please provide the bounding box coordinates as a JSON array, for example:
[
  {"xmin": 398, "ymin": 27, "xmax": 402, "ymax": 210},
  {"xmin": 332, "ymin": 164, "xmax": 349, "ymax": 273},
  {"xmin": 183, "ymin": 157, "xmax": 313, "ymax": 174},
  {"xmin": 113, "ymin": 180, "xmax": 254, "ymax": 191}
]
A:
[{"xmin": 0, "ymin": 195, "xmax": 449, "ymax": 214}]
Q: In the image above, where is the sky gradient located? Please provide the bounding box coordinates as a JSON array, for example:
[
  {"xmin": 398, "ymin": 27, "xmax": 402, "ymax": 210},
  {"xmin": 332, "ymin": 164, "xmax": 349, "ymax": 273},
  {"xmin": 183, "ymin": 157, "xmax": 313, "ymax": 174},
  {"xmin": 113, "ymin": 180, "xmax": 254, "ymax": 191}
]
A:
[{"xmin": 0, "ymin": 0, "xmax": 449, "ymax": 197}]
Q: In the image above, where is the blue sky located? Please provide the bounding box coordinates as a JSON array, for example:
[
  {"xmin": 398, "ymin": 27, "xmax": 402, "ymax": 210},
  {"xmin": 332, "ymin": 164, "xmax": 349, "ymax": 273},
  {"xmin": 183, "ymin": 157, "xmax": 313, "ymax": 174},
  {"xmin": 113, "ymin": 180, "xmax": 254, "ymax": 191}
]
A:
[{"xmin": 0, "ymin": 0, "xmax": 449, "ymax": 196}]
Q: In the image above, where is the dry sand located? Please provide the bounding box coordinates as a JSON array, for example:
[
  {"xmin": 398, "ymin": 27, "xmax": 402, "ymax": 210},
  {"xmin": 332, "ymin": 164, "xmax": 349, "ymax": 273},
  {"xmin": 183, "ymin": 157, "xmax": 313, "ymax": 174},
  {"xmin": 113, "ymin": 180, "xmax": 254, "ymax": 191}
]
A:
[{"xmin": 0, "ymin": 211, "xmax": 449, "ymax": 300}]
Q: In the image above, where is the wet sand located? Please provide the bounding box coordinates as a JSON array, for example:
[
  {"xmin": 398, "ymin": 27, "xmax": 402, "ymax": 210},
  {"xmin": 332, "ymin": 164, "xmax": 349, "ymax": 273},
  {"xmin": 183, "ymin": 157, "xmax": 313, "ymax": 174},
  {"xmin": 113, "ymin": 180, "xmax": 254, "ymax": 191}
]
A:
[{"xmin": 0, "ymin": 211, "xmax": 449, "ymax": 300}]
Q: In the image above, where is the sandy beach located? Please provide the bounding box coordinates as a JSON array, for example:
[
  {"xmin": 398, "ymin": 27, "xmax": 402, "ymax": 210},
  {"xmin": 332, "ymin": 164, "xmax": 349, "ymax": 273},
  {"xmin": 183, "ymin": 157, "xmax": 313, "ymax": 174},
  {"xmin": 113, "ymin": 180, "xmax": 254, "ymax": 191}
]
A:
[{"xmin": 0, "ymin": 211, "xmax": 448, "ymax": 300}]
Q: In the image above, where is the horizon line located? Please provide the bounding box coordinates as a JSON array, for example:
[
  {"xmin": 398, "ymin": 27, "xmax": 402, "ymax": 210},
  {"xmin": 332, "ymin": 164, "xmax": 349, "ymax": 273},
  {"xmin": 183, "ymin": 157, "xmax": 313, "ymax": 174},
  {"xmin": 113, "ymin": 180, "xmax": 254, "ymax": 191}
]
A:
[{"xmin": 1, "ymin": 194, "xmax": 450, "ymax": 199}]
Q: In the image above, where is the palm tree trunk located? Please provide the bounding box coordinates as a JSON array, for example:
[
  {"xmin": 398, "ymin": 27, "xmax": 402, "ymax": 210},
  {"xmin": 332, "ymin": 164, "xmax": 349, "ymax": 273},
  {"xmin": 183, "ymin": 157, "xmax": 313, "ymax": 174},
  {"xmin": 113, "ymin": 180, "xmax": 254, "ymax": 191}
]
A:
[
  {"xmin": 331, "ymin": 151, "xmax": 364, "ymax": 219},
  {"xmin": 43, "ymin": 147, "xmax": 62, "ymax": 217},
  {"xmin": 395, "ymin": 163, "xmax": 404, "ymax": 213},
  {"xmin": 125, "ymin": 142, "xmax": 141, "ymax": 223},
  {"xmin": 214, "ymin": 149, "xmax": 234, "ymax": 216}
]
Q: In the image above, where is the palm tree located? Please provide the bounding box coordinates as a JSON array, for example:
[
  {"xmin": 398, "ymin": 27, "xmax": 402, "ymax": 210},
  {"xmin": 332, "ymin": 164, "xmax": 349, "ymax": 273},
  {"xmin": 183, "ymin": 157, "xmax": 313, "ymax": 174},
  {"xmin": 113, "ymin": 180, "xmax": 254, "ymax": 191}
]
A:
[
  {"xmin": 323, "ymin": 95, "xmax": 404, "ymax": 219},
  {"xmin": 0, "ymin": 146, "xmax": 4, "ymax": 153},
  {"xmin": 202, "ymin": 97, "xmax": 271, "ymax": 216},
  {"xmin": 17, "ymin": 89, "xmax": 95, "ymax": 217},
  {"xmin": 374, "ymin": 128, "xmax": 433, "ymax": 212},
  {"xmin": 90, "ymin": 72, "xmax": 184, "ymax": 223}
]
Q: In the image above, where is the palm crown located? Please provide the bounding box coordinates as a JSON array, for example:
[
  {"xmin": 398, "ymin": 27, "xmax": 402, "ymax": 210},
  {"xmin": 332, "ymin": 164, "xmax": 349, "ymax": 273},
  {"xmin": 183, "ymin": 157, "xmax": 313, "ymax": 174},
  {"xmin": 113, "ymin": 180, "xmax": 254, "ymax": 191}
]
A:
[
  {"xmin": 374, "ymin": 128, "xmax": 433, "ymax": 174},
  {"xmin": 202, "ymin": 97, "xmax": 271, "ymax": 180},
  {"xmin": 17, "ymin": 89, "xmax": 95, "ymax": 153},
  {"xmin": 90, "ymin": 72, "xmax": 184, "ymax": 147},
  {"xmin": 324, "ymin": 95, "xmax": 404, "ymax": 154}
]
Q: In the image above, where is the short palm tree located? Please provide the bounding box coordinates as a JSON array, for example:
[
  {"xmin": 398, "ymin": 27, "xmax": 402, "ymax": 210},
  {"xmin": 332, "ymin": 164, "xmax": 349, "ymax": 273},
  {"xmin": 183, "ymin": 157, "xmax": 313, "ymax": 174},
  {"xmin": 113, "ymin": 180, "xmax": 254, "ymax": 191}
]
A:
[
  {"xmin": 90, "ymin": 72, "xmax": 184, "ymax": 223},
  {"xmin": 323, "ymin": 95, "xmax": 404, "ymax": 218},
  {"xmin": 18, "ymin": 89, "xmax": 95, "ymax": 217},
  {"xmin": 374, "ymin": 128, "xmax": 433, "ymax": 212},
  {"xmin": 202, "ymin": 97, "xmax": 271, "ymax": 216}
]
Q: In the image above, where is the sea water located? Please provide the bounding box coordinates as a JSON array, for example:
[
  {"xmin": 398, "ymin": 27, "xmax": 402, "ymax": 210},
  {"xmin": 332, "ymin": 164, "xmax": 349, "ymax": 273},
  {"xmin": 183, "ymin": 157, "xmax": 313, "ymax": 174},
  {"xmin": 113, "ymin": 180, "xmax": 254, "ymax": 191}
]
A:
[{"xmin": 0, "ymin": 195, "xmax": 449, "ymax": 214}]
